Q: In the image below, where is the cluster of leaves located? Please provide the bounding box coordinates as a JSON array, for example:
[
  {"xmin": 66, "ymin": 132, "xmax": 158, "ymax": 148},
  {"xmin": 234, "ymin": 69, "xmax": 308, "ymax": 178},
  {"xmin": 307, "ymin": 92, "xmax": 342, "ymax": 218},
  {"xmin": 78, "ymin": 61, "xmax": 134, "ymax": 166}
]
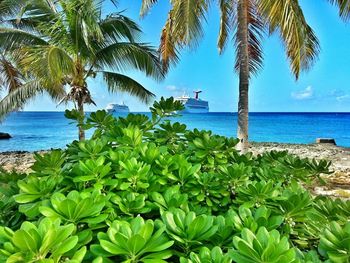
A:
[{"xmin": 0, "ymin": 97, "xmax": 349, "ymax": 262}]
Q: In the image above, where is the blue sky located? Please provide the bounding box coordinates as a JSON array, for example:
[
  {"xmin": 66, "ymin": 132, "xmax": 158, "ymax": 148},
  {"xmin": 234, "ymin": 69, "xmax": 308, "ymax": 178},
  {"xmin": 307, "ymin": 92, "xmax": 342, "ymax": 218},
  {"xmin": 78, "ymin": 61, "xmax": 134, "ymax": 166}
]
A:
[{"xmin": 24, "ymin": 1, "xmax": 350, "ymax": 112}]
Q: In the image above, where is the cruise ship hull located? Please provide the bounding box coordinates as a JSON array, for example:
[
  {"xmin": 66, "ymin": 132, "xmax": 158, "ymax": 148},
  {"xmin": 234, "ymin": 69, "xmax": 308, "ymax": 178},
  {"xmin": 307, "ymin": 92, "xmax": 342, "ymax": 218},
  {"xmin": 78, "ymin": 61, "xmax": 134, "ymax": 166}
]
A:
[
  {"xmin": 105, "ymin": 103, "xmax": 130, "ymax": 113},
  {"xmin": 175, "ymin": 97, "xmax": 209, "ymax": 114},
  {"xmin": 107, "ymin": 108, "xmax": 129, "ymax": 113},
  {"xmin": 181, "ymin": 106, "xmax": 209, "ymax": 113}
]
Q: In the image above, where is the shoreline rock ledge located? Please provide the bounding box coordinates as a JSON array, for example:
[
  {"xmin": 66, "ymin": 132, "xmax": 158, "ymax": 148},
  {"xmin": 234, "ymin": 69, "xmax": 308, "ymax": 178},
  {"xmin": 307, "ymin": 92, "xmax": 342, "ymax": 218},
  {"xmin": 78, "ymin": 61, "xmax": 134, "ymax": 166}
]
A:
[
  {"xmin": 0, "ymin": 132, "xmax": 11, "ymax": 140},
  {"xmin": 316, "ymin": 138, "xmax": 336, "ymax": 145}
]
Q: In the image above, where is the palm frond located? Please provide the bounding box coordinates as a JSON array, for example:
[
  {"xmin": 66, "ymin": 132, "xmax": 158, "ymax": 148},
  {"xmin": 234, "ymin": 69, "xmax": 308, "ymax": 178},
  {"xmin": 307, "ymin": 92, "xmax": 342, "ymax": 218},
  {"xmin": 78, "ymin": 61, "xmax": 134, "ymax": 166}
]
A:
[
  {"xmin": 60, "ymin": 0, "xmax": 104, "ymax": 55},
  {"xmin": 234, "ymin": 0, "xmax": 265, "ymax": 76},
  {"xmin": 171, "ymin": 0, "xmax": 209, "ymax": 47},
  {"xmin": 102, "ymin": 71, "xmax": 155, "ymax": 104},
  {"xmin": 95, "ymin": 42, "xmax": 164, "ymax": 80},
  {"xmin": 45, "ymin": 0, "xmax": 58, "ymax": 13},
  {"xmin": 0, "ymin": 27, "xmax": 48, "ymax": 51},
  {"xmin": 0, "ymin": 0, "xmax": 27, "ymax": 21},
  {"xmin": 159, "ymin": 11, "xmax": 180, "ymax": 72},
  {"xmin": 0, "ymin": 0, "xmax": 55, "ymax": 22},
  {"xmin": 109, "ymin": 0, "xmax": 119, "ymax": 7},
  {"xmin": 1, "ymin": 1, "xmax": 60, "ymax": 41},
  {"xmin": 5, "ymin": 16, "xmax": 49, "ymax": 32},
  {"xmin": 0, "ymin": 55, "xmax": 23, "ymax": 92},
  {"xmin": 100, "ymin": 13, "xmax": 142, "ymax": 43},
  {"xmin": 17, "ymin": 45, "xmax": 74, "ymax": 90},
  {"xmin": 259, "ymin": 0, "xmax": 320, "ymax": 79},
  {"xmin": 17, "ymin": 0, "xmax": 56, "ymax": 18},
  {"xmin": 140, "ymin": 0, "xmax": 158, "ymax": 17},
  {"xmin": 218, "ymin": 0, "xmax": 234, "ymax": 54},
  {"xmin": 327, "ymin": 0, "xmax": 350, "ymax": 21},
  {"xmin": 0, "ymin": 80, "xmax": 42, "ymax": 119},
  {"xmin": 145, "ymin": 0, "xmax": 208, "ymax": 72}
]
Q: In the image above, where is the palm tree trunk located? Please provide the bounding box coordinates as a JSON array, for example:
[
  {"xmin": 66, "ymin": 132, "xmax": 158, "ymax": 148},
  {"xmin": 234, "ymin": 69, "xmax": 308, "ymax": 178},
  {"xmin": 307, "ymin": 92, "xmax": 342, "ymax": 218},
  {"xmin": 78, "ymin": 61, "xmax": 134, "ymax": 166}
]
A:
[
  {"xmin": 77, "ymin": 98, "xmax": 85, "ymax": 141},
  {"xmin": 236, "ymin": 0, "xmax": 250, "ymax": 153}
]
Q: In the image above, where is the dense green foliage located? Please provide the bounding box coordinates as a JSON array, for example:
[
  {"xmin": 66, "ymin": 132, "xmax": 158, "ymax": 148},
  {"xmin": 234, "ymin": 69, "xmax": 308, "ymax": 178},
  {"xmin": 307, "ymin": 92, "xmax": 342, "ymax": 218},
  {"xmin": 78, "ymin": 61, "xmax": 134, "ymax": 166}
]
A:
[{"xmin": 0, "ymin": 97, "xmax": 349, "ymax": 262}]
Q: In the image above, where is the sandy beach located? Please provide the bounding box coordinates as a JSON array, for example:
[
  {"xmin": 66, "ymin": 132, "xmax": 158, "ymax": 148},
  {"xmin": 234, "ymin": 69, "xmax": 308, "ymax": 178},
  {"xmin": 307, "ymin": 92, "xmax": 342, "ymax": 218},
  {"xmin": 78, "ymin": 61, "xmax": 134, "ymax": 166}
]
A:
[{"xmin": 1, "ymin": 143, "xmax": 349, "ymax": 198}]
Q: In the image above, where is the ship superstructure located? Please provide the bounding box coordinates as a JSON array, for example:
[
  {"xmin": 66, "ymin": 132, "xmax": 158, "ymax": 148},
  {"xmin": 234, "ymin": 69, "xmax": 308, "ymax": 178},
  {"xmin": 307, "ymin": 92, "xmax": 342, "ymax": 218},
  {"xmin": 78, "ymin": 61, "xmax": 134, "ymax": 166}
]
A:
[{"xmin": 105, "ymin": 102, "xmax": 130, "ymax": 113}]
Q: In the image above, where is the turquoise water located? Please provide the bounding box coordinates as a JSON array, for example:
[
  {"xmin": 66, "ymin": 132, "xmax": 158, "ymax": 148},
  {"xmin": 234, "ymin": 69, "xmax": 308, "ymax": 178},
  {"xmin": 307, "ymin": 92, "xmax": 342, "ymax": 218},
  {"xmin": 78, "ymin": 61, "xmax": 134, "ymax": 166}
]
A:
[{"xmin": 0, "ymin": 112, "xmax": 349, "ymax": 151}]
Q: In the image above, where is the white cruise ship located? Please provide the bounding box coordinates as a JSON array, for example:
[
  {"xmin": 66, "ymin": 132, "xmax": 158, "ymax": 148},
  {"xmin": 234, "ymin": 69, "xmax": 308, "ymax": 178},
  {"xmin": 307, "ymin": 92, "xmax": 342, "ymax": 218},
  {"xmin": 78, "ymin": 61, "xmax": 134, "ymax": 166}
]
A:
[
  {"xmin": 175, "ymin": 90, "xmax": 209, "ymax": 113},
  {"xmin": 105, "ymin": 102, "xmax": 130, "ymax": 113}
]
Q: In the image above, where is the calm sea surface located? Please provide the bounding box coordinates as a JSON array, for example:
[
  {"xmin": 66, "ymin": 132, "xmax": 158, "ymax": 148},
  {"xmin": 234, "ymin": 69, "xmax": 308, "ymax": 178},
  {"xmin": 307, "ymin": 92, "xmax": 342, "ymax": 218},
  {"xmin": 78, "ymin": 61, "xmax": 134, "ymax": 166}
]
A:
[{"xmin": 0, "ymin": 112, "xmax": 349, "ymax": 152}]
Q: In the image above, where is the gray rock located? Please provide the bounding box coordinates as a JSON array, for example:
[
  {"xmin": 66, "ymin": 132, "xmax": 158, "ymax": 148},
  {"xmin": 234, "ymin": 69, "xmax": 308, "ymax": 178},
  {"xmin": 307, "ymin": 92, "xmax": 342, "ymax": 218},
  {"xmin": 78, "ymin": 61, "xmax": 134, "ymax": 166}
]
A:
[
  {"xmin": 316, "ymin": 138, "xmax": 336, "ymax": 145},
  {"xmin": 0, "ymin": 132, "xmax": 11, "ymax": 140}
]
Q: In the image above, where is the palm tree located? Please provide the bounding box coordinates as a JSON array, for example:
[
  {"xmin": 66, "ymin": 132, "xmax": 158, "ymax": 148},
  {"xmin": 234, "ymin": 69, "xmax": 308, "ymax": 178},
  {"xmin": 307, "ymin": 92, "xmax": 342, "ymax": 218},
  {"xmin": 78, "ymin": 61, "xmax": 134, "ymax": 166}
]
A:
[
  {"xmin": 0, "ymin": 0, "xmax": 29, "ymax": 113},
  {"xmin": 0, "ymin": 52, "xmax": 23, "ymax": 96},
  {"xmin": 0, "ymin": 0, "xmax": 164, "ymax": 140},
  {"xmin": 141, "ymin": 0, "xmax": 350, "ymax": 152}
]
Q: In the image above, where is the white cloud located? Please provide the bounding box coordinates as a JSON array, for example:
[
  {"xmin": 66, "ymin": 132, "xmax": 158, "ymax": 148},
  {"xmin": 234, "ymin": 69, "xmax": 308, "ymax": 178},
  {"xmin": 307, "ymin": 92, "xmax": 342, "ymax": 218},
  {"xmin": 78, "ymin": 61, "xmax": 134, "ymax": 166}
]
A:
[
  {"xmin": 336, "ymin": 94, "xmax": 350, "ymax": 102},
  {"xmin": 329, "ymin": 89, "xmax": 343, "ymax": 97},
  {"xmin": 291, "ymin": 86, "xmax": 313, "ymax": 100},
  {"xmin": 328, "ymin": 89, "xmax": 350, "ymax": 102},
  {"xmin": 165, "ymin": 85, "xmax": 178, "ymax": 91},
  {"xmin": 165, "ymin": 85, "xmax": 188, "ymax": 97}
]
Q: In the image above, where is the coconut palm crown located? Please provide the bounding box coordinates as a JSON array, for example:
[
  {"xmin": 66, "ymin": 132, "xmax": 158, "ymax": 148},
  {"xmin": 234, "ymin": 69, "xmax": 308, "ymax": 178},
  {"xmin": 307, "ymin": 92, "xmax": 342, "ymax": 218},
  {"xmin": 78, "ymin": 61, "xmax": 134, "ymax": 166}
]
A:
[
  {"xmin": 0, "ymin": 0, "xmax": 164, "ymax": 140},
  {"xmin": 141, "ymin": 0, "xmax": 350, "ymax": 152}
]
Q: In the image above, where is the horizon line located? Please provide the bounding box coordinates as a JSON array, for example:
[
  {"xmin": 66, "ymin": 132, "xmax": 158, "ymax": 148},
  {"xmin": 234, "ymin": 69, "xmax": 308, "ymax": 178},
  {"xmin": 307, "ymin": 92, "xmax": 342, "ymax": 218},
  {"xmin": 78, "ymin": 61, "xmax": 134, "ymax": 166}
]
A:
[{"xmin": 12, "ymin": 110, "xmax": 350, "ymax": 114}]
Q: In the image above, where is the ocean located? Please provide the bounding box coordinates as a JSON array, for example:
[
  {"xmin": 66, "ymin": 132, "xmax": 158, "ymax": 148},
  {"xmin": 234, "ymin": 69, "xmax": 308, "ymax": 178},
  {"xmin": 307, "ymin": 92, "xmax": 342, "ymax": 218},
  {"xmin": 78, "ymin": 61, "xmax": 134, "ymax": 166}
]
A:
[{"xmin": 0, "ymin": 112, "xmax": 349, "ymax": 152}]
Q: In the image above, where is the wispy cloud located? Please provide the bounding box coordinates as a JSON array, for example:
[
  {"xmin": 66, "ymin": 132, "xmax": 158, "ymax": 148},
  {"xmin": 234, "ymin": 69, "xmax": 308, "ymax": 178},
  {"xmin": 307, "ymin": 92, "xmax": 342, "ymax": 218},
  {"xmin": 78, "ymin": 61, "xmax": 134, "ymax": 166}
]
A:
[
  {"xmin": 165, "ymin": 85, "xmax": 188, "ymax": 96},
  {"xmin": 329, "ymin": 89, "xmax": 350, "ymax": 102},
  {"xmin": 165, "ymin": 85, "xmax": 178, "ymax": 91},
  {"xmin": 291, "ymin": 86, "xmax": 313, "ymax": 100},
  {"xmin": 336, "ymin": 94, "xmax": 350, "ymax": 102}
]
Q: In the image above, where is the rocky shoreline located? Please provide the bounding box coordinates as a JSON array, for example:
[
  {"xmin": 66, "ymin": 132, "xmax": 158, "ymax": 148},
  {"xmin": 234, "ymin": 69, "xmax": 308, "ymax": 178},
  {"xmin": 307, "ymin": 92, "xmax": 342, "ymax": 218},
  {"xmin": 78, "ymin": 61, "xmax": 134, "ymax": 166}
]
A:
[
  {"xmin": 1, "ymin": 143, "xmax": 350, "ymax": 198},
  {"xmin": 249, "ymin": 142, "xmax": 350, "ymax": 175},
  {"xmin": 0, "ymin": 151, "xmax": 45, "ymax": 173},
  {"xmin": 249, "ymin": 142, "xmax": 350, "ymax": 198}
]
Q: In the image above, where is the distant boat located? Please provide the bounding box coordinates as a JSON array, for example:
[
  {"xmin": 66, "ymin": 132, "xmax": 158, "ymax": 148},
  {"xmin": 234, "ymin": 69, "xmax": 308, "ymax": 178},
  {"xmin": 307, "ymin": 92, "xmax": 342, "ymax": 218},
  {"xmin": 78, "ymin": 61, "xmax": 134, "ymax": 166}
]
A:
[
  {"xmin": 105, "ymin": 102, "xmax": 130, "ymax": 113},
  {"xmin": 175, "ymin": 90, "xmax": 209, "ymax": 113}
]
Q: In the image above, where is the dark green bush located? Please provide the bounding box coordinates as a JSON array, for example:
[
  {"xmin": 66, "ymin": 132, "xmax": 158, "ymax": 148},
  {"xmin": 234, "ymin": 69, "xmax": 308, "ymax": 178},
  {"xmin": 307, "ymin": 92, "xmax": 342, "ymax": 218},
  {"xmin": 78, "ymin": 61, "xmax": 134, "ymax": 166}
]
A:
[{"xmin": 0, "ymin": 97, "xmax": 348, "ymax": 262}]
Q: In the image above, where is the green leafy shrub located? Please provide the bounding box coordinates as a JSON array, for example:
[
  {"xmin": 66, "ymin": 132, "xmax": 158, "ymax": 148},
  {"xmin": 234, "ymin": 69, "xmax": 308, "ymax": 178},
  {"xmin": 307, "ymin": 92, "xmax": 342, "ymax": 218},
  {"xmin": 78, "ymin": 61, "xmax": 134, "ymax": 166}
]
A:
[
  {"xmin": 0, "ymin": 218, "xmax": 86, "ymax": 262},
  {"xmin": 0, "ymin": 169, "xmax": 26, "ymax": 229},
  {"xmin": 0, "ymin": 97, "xmax": 345, "ymax": 262},
  {"xmin": 39, "ymin": 190, "xmax": 108, "ymax": 226},
  {"xmin": 235, "ymin": 180, "xmax": 281, "ymax": 208},
  {"xmin": 14, "ymin": 175, "xmax": 60, "ymax": 218},
  {"xmin": 31, "ymin": 150, "xmax": 66, "ymax": 177},
  {"xmin": 229, "ymin": 205, "xmax": 284, "ymax": 233},
  {"xmin": 180, "ymin": 247, "xmax": 232, "ymax": 263},
  {"xmin": 229, "ymin": 227, "xmax": 296, "ymax": 263},
  {"xmin": 91, "ymin": 217, "xmax": 173, "ymax": 262},
  {"xmin": 151, "ymin": 186, "xmax": 189, "ymax": 212},
  {"xmin": 314, "ymin": 197, "xmax": 350, "ymax": 223},
  {"xmin": 275, "ymin": 189, "xmax": 324, "ymax": 248},
  {"xmin": 162, "ymin": 208, "xmax": 218, "ymax": 254},
  {"xmin": 111, "ymin": 192, "xmax": 153, "ymax": 216},
  {"xmin": 319, "ymin": 221, "xmax": 350, "ymax": 262}
]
